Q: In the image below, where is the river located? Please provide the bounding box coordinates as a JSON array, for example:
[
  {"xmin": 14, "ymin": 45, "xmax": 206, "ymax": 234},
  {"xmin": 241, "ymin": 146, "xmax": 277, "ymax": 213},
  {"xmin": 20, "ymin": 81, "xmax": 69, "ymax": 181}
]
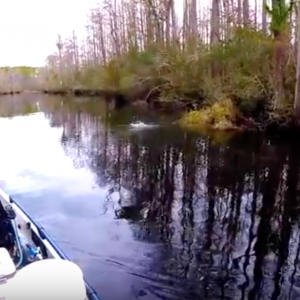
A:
[{"xmin": 0, "ymin": 93, "xmax": 299, "ymax": 300}]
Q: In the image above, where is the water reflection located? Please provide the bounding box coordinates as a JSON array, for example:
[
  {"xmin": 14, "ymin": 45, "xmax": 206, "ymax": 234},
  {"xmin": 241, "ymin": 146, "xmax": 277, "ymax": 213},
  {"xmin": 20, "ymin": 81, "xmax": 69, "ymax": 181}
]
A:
[{"xmin": 0, "ymin": 95, "xmax": 300, "ymax": 300}]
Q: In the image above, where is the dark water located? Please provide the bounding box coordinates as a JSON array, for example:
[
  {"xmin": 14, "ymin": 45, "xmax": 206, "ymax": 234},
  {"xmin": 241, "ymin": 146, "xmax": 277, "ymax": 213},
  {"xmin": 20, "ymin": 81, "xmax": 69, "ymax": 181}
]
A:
[{"xmin": 0, "ymin": 94, "xmax": 300, "ymax": 300}]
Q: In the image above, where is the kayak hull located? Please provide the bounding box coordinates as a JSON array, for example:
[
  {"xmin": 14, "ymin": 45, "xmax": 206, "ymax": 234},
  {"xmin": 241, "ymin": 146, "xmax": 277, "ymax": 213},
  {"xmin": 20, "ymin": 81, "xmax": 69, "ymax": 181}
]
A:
[{"xmin": 0, "ymin": 188, "xmax": 101, "ymax": 300}]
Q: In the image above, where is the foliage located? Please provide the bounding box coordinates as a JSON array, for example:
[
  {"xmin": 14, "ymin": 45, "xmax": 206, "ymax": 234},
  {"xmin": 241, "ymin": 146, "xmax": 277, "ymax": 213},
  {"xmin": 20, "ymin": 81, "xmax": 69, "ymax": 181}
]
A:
[
  {"xmin": 179, "ymin": 98, "xmax": 241, "ymax": 131},
  {"xmin": 265, "ymin": 0, "xmax": 294, "ymax": 36},
  {"xmin": 0, "ymin": 66, "xmax": 38, "ymax": 77},
  {"xmin": 53, "ymin": 28, "xmax": 281, "ymax": 112}
]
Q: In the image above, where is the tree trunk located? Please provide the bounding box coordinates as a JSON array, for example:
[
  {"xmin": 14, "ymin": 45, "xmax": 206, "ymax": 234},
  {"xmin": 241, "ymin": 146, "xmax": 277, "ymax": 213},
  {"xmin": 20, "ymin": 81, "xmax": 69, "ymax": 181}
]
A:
[
  {"xmin": 210, "ymin": 0, "xmax": 220, "ymax": 76},
  {"xmin": 294, "ymin": 3, "xmax": 300, "ymax": 120},
  {"xmin": 273, "ymin": 31, "xmax": 287, "ymax": 111}
]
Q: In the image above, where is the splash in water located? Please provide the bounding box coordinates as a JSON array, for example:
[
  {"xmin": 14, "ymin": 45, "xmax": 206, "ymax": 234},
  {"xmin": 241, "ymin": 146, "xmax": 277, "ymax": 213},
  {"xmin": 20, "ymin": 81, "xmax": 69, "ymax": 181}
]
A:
[{"xmin": 129, "ymin": 121, "xmax": 159, "ymax": 130}]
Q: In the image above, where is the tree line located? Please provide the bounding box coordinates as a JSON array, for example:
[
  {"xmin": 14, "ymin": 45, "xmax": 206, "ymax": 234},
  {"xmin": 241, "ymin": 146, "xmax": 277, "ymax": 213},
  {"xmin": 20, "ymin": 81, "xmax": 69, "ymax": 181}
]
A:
[{"xmin": 2, "ymin": 0, "xmax": 300, "ymax": 130}]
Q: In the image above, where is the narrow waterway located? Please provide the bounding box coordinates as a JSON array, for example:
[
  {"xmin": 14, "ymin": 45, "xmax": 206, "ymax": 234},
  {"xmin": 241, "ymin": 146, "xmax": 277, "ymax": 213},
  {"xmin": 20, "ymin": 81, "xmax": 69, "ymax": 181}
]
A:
[{"xmin": 0, "ymin": 94, "xmax": 299, "ymax": 300}]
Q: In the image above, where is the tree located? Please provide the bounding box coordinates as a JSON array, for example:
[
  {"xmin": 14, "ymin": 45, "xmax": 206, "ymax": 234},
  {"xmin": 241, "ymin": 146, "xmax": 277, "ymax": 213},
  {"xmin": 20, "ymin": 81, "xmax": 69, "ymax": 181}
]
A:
[
  {"xmin": 294, "ymin": 1, "xmax": 300, "ymax": 118},
  {"xmin": 265, "ymin": 0, "xmax": 294, "ymax": 110}
]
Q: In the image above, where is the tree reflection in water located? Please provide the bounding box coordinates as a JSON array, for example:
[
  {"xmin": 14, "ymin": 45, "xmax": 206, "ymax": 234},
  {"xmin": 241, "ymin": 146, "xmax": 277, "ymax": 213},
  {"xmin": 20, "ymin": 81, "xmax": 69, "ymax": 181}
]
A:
[{"xmin": 44, "ymin": 99, "xmax": 300, "ymax": 300}]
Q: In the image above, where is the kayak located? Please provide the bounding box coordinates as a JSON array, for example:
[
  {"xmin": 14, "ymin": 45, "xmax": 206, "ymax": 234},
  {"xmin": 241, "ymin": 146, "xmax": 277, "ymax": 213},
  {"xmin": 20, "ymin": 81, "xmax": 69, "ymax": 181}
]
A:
[{"xmin": 0, "ymin": 188, "xmax": 102, "ymax": 300}]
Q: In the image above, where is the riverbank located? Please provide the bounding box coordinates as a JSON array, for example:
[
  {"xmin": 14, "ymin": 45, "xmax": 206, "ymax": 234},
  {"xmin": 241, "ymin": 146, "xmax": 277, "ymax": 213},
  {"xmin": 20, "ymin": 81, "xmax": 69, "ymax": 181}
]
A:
[
  {"xmin": 26, "ymin": 88, "xmax": 297, "ymax": 134},
  {"xmin": 39, "ymin": 87, "xmax": 192, "ymax": 112},
  {"xmin": 41, "ymin": 88, "xmax": 105, "ymax": 97},
  {"xmin": 38, "ymin": 26, "xmax": 300, "ymax": 133},
  {"xmin": 0, "ymin": 91, "xmax": 21, "ymax": 96},
  {"xmin": 178, "ymin": 98, "xmax": 298, "ymax": 133},
  {"xmin": 0, "ymin": 88, "xmax": 298, "ymax": 134}
]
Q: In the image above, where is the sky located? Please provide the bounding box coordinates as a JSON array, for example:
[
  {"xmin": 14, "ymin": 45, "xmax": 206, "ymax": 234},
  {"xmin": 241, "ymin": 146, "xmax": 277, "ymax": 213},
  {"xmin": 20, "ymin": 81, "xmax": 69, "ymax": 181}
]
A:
[{"xmin": 0, "ymin": 0, "xmax": 96, "ymax": 67}]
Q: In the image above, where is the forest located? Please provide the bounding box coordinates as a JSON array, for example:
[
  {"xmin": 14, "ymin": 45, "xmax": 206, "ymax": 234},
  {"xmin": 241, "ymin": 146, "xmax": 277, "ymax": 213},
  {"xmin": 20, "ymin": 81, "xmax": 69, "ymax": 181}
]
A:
[{"xmin": 3, "ymin": 0, "xmax": 300, "ymax": 132}]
